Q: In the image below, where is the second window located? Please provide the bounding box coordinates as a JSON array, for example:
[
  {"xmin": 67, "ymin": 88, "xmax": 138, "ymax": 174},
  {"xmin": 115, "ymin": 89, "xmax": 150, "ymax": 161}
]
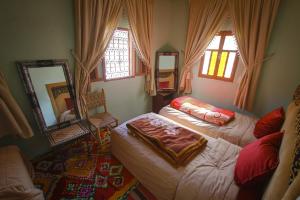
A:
[{"xmin": 199, "ymin": 31, "xmax": 239, "ymax": 81}]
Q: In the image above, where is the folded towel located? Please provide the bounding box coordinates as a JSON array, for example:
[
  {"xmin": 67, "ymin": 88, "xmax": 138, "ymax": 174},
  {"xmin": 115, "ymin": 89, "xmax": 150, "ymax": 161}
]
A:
[{"xmin": 126, "ymin": 116, "xmax": 207, "ymax": 167}]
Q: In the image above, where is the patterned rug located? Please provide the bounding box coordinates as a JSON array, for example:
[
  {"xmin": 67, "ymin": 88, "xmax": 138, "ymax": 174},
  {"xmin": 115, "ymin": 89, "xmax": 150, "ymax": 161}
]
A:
[{"xmin": 32, "ymin": 131, "xmax": 156, "ymax": 200}]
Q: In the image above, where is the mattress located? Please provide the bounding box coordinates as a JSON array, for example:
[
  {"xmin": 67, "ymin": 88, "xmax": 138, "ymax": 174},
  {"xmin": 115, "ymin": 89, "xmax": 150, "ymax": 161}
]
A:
[
  {"xmin": 160, "ymin": 105, "xmax": 257, "ymax": 147},
  {"xmin": 59, "ymin": 109, "xmax": 76, "ymax": 123},
  {"xmin": 111, "ymin": 113, "xmax": 240, "ymax": 200}
]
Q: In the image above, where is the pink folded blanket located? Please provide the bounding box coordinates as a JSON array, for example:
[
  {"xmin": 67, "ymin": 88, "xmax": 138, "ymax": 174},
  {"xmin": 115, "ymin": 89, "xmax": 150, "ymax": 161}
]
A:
[{"xmin": 170, "ymin": 96, "xmax": 235, "ymax": 126}]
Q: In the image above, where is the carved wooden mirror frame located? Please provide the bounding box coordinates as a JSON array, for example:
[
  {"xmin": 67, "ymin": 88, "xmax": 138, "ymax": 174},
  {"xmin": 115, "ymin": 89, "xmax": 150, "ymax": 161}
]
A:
[
  {"xmin": 155, "ymin": 52, "xmax": 179, "ymax": 93},
  {"xmin": 17, "ymin": 59, "xmax": 81, "ymax": 134}
]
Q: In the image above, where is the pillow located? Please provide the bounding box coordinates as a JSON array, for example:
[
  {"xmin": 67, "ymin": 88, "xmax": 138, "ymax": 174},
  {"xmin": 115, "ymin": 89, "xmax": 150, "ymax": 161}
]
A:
[
  {"xmin": 65, "ymin": 98, "xmax": 74, "ymax": 110},
  {"xmin": 253, "ymin": 107, "xmax": 285, "ymax": 138},
  {"xmin": 159, "ymin": 81, "xmax": 169, "ymax": 89},
  {"xmin": 234, "ymin": 131, "xmax": 283, "ymax": 186}
]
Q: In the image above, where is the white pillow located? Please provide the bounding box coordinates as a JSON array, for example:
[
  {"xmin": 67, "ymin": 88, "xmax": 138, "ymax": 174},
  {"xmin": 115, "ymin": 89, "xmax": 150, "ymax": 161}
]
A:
[{"xmin": 263, "ymin": 101, "xmax": 300, "ymax": 200}]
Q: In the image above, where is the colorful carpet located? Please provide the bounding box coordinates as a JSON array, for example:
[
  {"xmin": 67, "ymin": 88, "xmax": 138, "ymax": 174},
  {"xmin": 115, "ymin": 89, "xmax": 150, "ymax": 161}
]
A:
[{"xmin": 32, "ymin": 131, "xmax": 156, "ymax": 200}]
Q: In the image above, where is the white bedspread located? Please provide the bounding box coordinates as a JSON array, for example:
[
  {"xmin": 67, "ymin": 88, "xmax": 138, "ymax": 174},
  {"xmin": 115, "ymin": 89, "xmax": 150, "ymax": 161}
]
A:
[
  {"xmin": 175, "ymin": 138, "xmax": 240, "ymax": 200},
  {"xmin": 112, "ymin": 113, "xmax": 240, "ymax": 200},
  {"xmin": 160, "ymin": 105, "xmax": 257, "ymax": 147},
  {"xmin": 59, "ymin": 109, "xmax": 76, "ymax": 123}
]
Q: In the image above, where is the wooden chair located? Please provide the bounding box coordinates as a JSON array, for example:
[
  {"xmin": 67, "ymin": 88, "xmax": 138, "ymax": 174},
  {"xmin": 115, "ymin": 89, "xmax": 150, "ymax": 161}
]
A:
[{"xmin": 85, "ymin": 89, "xmax": 118, "ymax": 145}]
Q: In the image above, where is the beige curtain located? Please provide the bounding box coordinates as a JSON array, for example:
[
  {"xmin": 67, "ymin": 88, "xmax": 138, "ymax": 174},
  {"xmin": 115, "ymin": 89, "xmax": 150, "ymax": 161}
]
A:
[
  {"xmin": 74, "ymin": 0, "xmax": 123, "ymax": 116},
  {"xmin": 229, "ymin": 0, "xmax": 280, "ymax": 111},
  {"xmin": 179, "ymin": 0, "xmax": 228, "ymax": 94},
  {"xmin": 125, "ymin": 0, "xmax": 155, "ymax": 95},
  {"xmin": 0, "ymin": 72, "xmax": 33, "ymax": 138}
]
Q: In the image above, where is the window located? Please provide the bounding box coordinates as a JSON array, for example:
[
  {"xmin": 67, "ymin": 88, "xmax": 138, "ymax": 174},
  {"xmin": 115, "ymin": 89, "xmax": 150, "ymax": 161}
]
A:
[
  {"xmin": 104, "ymin": 28, "xmax": 131, "ymax": 80},
  {"xmin": 90, "ymin": 28, "xmax": 145, "ymax": 82},
  {"xmin": 199, "ymin": 31, "xmax": 239, "ymax": 81}
]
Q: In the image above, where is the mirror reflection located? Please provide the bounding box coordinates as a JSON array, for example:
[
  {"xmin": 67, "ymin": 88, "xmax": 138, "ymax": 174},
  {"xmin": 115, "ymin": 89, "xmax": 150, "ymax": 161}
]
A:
[
  {"xmin": 28, "ymin": 66, "xmax": 76, "ymax": 127},
  {"xmin": 156, "ymin": 52, "xmax": 178, "ymax": 91}
]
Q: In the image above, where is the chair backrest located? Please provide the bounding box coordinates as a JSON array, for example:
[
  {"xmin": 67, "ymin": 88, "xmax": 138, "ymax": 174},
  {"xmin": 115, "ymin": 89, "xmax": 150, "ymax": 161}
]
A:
[{"xmin": 85, "ymin": 88, "xmax": 107, "ymax": 113}]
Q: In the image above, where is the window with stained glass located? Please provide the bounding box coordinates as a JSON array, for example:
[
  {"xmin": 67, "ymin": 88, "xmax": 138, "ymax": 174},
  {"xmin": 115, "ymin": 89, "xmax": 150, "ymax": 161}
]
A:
[{"xmin": 199, "ymin": 31, "xmax": 239, "ymax": 81}]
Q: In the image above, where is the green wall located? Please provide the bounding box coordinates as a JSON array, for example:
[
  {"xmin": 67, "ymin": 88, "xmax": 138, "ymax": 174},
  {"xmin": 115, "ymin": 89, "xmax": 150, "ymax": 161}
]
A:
[
  {"xmin": 253, "ymin": 0, "xmax": 300, "ymax": 115},
  {"xmin": 153, "ymin": 0, "xmax": 188, "ymax": 71},
  {"xmin": 0, "ymin": 0, "xmax": 75, "ymax": 158},
  {"xmin": 92, "ymin": 77, "xmax": 150, "ymax": 123}
]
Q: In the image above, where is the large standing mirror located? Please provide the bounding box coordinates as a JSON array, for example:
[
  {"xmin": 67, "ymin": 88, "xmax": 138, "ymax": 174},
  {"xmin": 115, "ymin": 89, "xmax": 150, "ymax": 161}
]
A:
[
  {"xmin": 17, "ymin": 60, "xmax": 80, "ymax": 133},
  {"xmin": 155, "ymin": 52, "xmax": 179, "ymax": 92}
]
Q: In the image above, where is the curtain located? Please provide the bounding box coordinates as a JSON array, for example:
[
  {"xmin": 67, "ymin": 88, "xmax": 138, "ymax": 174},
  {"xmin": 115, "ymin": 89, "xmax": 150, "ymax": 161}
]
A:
[
  {"xmin": 125, "ymin": 0, "xmax": 155, "ymax": 95},
  {"xmin": 0, "ymin": 72, "xmax": 33, "ymax": 138},
  {"xmin": 74, "ymin": 0, "xmax": 123, "ymax": 116},
  {"xmin": 229, "ymin": 0, "xmax": 281, "ymax": 111},
  {"xmin": 179, "ymin": 0, "xmax": 228, "ymax": 94}
]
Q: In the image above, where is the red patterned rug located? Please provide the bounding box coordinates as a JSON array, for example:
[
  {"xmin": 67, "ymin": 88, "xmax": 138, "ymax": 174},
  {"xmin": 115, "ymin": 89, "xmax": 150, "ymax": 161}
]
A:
[{"xmin": 32, "ymin": 131, "xmax": 156, "ymax": 200}]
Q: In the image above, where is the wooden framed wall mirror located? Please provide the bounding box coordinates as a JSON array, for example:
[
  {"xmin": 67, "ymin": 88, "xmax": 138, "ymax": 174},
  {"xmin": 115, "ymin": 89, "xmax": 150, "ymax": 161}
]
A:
[
  {"xmin": 17, "ymin": 60, "xmax": 81, "ymax": 136},
  {"xmin": 155, "ymin": 52, "xmax": 179, "ymax": 93}
]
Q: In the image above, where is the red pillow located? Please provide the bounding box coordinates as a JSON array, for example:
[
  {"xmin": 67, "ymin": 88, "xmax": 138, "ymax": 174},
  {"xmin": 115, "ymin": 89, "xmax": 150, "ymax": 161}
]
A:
[
  {"xmin": 65, "ymin": 98, "xmax": 74, "ymax": 110},
  {"xmin": 253, "ymin": 107, "xmax": 285, "ymax": 138},
  {"xmin": 159, "ymin": 81, "xmax": 169, "ymax": 89},
  {"xmin": 234, "ymin": 132, "xmax": 283, "ymax": 187}
]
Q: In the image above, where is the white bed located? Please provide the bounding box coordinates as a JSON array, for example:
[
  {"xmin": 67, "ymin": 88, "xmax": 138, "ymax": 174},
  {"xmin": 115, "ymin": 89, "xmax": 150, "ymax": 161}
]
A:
[
  {"xmin": 59, "ymin": 109, "xmax": 76, "ymax": 123},
  {"xmin": 159, "ymin": 105, "xmax": 258, "ymax": 147},
  {"xmin": 112, "ymin": 113, "xmax": 241, "ymax": 200}
]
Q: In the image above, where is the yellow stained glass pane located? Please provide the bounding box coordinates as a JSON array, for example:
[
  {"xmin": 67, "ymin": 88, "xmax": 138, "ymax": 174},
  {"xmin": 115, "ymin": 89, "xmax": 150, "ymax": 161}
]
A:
[
  {"xmin": 208, "ymin": 51, "xmax": 218, "ymax": 75},
  {"xmin": 217, "ymin": 52, "xmax": 228, "ymax": 77}
]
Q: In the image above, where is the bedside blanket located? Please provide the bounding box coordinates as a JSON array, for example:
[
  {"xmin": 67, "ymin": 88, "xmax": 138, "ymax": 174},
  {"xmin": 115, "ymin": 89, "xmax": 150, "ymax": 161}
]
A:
[{"xmin": 126, "ymin": 116, "xmax": 207, "ymax": 167}]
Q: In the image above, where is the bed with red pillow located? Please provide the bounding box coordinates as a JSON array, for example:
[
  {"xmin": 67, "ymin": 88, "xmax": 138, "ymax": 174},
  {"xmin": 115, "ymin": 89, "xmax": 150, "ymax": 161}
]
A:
[
  {"xmin": 159, "ymin": 81, "xmax": 170, "ymax": 89},
  {"xmin": 170, "ymin": 96, "xmax": 235, "ymax": 126},
  {"xmin": 112, "ymin": 113, "xmax": 285, "ymax": 200},
  {"xmin": 111, "ymin": 92, "xmax": 298, "ymax": 200},
  {"xmin": 160, "ymin": 96, "xmax": 257, "ymax": 147},
  {"xmin": 112, "ymin": 113, "xmax": 241, "ymax": 200},
  {"xmin": 58, "ymin": 97, "xmax": 76, "ymax": 123},
  {"xmin": 160, "ymin": 96, "xmax": 285, "ymax": 147}
]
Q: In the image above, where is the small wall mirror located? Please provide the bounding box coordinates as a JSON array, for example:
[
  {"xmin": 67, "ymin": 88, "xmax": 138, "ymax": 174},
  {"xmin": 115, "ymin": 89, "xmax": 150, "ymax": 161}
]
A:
[
  {"xmin": 155, "ymin": 52, "xmax": 179, "ymax": 92},
  {"xmin": 17, "ymin": 60, "xmax": 80, "ymax": 133}
]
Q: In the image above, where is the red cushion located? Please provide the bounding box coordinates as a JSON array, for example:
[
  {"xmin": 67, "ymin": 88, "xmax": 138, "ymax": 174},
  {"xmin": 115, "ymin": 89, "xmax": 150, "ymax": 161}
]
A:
[
  {"xmin": 234, "ymin": 132, "xmax": 283, "ymax": 187},
  {"xmin": 64, "ymin": 98, "xmax": 74, "ymax": 110},
  {"xmin": 159, "ymin": 81, "xmax": 169, "ymax": 89},
  {"xmin": 253, "ymin": 107, "xmax": 285, "ymax": 138}
]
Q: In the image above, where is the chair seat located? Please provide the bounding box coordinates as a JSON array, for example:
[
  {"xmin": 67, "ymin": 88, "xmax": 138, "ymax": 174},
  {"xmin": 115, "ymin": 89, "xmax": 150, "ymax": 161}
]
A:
[{"xmin": 88, "ymin": 112, "xmax": 117, "ymax": 128}]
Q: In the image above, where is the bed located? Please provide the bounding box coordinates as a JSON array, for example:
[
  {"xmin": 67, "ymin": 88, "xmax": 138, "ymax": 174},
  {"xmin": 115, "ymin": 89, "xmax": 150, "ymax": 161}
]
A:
[
  {"xmin": 112, "ymin": 113, "xmax": 241, "ymax": 200},
  {"xmin": 46, "ymin": 81, "xmax": 76, "ymax": 124},
  {"xmin": 59, "ymin": 109, "xmax": 76, "ymax": 123},
  {"xmin": 159, "ymin": 105, "xmax": 257, "ymax": 147}
]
